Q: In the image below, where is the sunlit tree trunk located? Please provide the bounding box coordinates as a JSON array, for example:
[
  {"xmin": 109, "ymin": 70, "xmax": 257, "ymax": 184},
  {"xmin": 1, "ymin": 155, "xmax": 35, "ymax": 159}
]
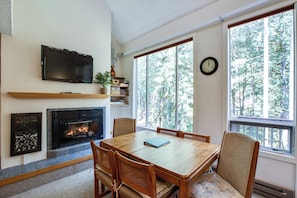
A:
[{"xmin": 263, "ymin": 18, "xmax": 269, "ymax": 147}]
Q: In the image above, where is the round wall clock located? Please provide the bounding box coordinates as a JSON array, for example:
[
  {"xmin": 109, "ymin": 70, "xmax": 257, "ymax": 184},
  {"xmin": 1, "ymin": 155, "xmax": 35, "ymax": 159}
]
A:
[{"xmin": 200, "ymin": 57, "xmax": 218, "ymax": 75}]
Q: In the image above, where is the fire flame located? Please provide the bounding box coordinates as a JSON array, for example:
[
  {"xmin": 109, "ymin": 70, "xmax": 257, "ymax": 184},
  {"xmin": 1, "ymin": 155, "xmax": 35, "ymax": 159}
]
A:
[{"xmin": 66, "ymin": 124, "xmax": 89, "ymax": 137}]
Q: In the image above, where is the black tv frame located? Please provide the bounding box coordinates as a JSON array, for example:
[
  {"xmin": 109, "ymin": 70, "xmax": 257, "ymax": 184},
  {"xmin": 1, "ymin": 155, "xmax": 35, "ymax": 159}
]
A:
[{"xmin": 41, "ymin": 45, "xmax": 93, "ymax": 83}]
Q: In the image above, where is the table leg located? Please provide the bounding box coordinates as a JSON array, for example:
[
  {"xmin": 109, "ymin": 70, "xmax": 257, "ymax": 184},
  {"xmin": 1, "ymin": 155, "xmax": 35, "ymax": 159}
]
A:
[{"xmin": 179, "ymin": 179, "xmax": 191, "ymax": 197}]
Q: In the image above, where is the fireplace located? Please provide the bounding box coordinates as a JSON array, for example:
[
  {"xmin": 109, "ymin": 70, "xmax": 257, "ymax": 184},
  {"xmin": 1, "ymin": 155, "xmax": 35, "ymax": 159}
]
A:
[{"xmin": 47, "ymin": 107, "xmax": 105, "ymax": 149}]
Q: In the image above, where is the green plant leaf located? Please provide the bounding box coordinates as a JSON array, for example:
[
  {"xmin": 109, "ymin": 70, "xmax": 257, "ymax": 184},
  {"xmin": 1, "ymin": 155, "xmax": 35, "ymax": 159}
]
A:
[{"xmin": 93, "ymin": 71, "xmax": 111, "ymax": 88}]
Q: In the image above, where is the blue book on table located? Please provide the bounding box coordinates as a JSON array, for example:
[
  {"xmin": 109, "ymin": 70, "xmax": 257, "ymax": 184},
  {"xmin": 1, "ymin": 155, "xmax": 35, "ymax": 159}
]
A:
[{"xmin": 144, "ymin": 137, "xmax": 170, "ymax": 148}]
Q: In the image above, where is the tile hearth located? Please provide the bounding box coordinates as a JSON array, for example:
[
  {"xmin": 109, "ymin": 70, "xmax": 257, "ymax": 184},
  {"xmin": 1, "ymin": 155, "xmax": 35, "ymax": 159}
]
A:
[{"xmin": 0, "ymin": 140, "xmax": 99, "ymax": 181}]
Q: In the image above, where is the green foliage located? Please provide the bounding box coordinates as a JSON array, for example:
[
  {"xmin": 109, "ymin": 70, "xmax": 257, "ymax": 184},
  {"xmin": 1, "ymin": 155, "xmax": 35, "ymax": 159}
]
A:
[
  {"xmin": 230, "ymin": 10, "xmax": 293, "ymax": 120},
  {"xmin": 229, "ymin": 10, "xmax": 294, "ymax": 153},
  {"xmin": 136, "ymin": 41, "xmax": 193, "ymax": 131},
  {"xmin": 93, "ymin": 71, "xmax": 111, "ymax": 88}
]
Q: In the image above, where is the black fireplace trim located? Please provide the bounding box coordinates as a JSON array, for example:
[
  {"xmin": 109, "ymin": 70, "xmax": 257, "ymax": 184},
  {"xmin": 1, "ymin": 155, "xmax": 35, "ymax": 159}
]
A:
[{"xmin": 47, "ymin": 107, "xmax": 106, "ymax": 150}]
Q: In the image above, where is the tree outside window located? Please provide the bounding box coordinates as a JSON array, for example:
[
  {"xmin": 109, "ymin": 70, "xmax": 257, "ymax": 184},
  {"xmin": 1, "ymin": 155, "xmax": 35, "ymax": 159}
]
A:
[
  {"xmin": 135, "ymin": 39, "xmax": 193, "ymax": 132},
  {"xmin": 228, "ymin": 7, "xmax": 295, "ymax": 154}
]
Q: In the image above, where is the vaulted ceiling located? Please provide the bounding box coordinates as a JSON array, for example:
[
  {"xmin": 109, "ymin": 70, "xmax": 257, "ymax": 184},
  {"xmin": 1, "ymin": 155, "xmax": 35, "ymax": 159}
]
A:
[{"xmin": 102, "ymin": 0, "xmax": 217, "ymax": 44}]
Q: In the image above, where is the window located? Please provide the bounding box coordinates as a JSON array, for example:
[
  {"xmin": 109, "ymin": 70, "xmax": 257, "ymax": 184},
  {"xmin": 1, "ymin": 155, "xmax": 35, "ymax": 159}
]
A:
[
  {"xmin": 135, "ymin": 38, "xmax": 193, "ymax": 131},
  {"xmin": 228, "ymin": 6, "xmax": 295, "ymax": 155}
]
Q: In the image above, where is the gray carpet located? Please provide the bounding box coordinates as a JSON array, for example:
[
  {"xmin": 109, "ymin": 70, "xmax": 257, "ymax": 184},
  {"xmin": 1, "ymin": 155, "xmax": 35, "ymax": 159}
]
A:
[
  {"xmin": 8, "ymin": 169, "xmax": 96, "ymax": 198},
  {"xmin": 8, "ymin": 169, "xmax": 265, "ymax": 198}
]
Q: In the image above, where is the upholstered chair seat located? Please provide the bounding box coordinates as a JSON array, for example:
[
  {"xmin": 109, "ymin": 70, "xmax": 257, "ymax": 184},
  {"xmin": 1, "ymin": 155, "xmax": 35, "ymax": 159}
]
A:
[
  {"xmin": 190, "ymin": 131, "xmax": 259, "ymax": 198},
  {"xmin": 119, "ymin": 177, "xmax": 177, "ymax": 198},
  {"xmin": 94, "ymin": 167, "xmax": 113, "ymax": 191},
  {"xmin": 191, "ymin": 172, "xmax": 243, "ymax": 198}
]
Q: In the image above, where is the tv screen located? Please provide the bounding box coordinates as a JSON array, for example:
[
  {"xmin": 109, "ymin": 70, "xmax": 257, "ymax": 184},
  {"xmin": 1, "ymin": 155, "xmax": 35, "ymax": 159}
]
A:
[{"xmin": 41, "ymin": 45, "xmax": 93, "ymax": 83}]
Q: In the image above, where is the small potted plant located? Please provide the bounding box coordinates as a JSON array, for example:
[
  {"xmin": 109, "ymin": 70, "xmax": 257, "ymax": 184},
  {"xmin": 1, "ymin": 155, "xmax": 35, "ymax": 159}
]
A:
[{"xmin": 93, "ymin": 71, "xmax": 111, "ymax": 94}]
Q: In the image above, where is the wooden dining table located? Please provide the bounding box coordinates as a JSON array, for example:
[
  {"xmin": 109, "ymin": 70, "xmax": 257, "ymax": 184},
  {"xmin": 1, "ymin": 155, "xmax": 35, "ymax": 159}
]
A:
[{"xmin": 100, "ymin": 130, "xmax": 220, "ymax": 197}]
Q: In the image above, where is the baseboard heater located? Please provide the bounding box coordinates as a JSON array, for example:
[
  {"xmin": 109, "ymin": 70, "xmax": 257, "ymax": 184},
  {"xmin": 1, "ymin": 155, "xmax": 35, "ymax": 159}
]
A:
[{"xmin": 254, "ymin": 179, "xmax": 294, "ymax": 198}]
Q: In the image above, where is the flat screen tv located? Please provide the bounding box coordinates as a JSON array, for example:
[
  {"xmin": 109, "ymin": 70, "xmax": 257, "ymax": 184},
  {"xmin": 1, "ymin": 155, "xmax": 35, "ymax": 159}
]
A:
[{"xmin": 41, "ymin": 45, "xmax": 93, "ymax": 83}]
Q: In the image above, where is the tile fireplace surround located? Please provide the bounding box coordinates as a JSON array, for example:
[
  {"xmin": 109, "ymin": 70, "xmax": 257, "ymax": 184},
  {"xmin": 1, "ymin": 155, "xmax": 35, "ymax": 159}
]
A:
[
  {"xmin": 47, "ymin": 107, "xmax": 105, "ymax": 153},
  {"xmin": 0, "ymin": 107, "xmax": 106, "ymax": 181}
]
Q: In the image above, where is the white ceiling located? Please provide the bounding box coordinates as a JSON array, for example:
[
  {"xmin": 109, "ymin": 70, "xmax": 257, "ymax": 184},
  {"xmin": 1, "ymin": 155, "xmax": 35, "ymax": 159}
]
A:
[{"xmin": 102, "ymin": 0, "xmax": 216, "ymax": 44}]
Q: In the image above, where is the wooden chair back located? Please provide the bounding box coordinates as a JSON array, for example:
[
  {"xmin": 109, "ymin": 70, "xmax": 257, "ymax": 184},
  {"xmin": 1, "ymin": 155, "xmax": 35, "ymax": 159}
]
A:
[
  {"xmin": 114, "ymin": 151, "xmax": 157, "ymax": 197},
  {"xmin": 90, "ymin": 140, "xmax": 116, "ymax": 198},
  {"xmin": 180, "ymin": 132, "xmax": 210, "ymax": 143},
  {"xmin": 156, "ymin": 127, "xmax": 180, "ymax": 137},
  {"xmin": 113, "ymin": 117, "xmax": 136, "ymax": 137},
  {"xmin": 217, "ymin": 131, "xmax": 260, "ymax": 197}
]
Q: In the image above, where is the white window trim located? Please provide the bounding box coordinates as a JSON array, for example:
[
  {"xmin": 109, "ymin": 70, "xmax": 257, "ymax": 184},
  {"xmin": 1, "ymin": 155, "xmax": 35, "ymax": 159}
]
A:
[
  {"xmin": 222, "ymin": 1, "xmax": 297, "ymax": 162},
  {"xmin": 133, "ymin": 34, "xmax": 196, "ymax": 130}
]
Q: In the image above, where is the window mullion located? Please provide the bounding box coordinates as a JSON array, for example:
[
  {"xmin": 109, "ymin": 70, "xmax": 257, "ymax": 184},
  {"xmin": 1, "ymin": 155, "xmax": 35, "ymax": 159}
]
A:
[
  {"xmin": 175, "ymin": 46, "xmax": 178, "ymax": 130},
  {"xmin": 145, "ymin": 56, "xmax": 149, "ymax": 127}
]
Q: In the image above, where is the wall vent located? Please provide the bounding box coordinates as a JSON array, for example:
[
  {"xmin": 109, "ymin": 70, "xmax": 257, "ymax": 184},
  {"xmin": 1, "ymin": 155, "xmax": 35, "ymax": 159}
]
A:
[{"xmin": 254, "ymin": 180, "xmax": 294, "ymax": 198}]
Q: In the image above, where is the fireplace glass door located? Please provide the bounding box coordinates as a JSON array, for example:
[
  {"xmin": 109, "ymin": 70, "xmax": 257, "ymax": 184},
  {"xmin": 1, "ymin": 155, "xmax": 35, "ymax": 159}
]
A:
[{"xmin": 51, "ymin": 108, "xmax": 104, "ymax": 149}]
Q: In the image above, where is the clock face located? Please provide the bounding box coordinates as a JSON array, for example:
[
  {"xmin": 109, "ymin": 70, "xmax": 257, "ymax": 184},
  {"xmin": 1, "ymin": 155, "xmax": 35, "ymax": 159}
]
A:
[{"xmin": 200, "ymin": 57, "xmax": 218, "ymax": 75}]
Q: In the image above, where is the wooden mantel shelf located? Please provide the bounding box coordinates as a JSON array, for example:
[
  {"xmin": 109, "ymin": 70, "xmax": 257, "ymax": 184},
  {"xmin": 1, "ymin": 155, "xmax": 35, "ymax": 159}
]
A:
[{"xmin": 7, "ymin": 92, "xmax": 109, "ymax": 99}]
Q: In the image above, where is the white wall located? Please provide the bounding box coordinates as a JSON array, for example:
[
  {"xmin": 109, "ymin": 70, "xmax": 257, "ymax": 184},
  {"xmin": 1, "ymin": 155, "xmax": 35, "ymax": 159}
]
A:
[
  {"xmin": 1, "ymin": 0, "xmax": 111, "ymax": 169},
  {"xmin": 121, "ymin": 0, "xmax": 297, "ymax": 192},
  {"xmin": 110, "ymin": 36, "xmax": 133, "ymax": 133}
]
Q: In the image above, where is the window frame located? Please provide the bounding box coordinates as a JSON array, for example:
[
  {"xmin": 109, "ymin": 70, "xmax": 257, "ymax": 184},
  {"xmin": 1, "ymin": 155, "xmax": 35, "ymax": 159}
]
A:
[
  {"xmin": 134, "ymin": 38, "xmax": 194, "ymax": 131},
  {"xmin": 227, "ymin": 4, "xmax": 296, "ymax": 156},
  {"xmin": 230, "ymin": 119, "xmax": 294, "ymax": 154}
]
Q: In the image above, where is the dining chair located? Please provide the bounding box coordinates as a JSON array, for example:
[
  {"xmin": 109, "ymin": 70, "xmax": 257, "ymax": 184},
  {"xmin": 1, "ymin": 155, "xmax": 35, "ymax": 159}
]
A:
[
  {"xmin": 156, "ymin": 127, "xmax": 180, "ymax": 137},
  {"xmin": 190, "ymin": 131, "xmax": 260, "ymax": 198},
  {"xmin": 113, "ymin": 117, "xmax": 136, "ymax": 137},
  {"xmin": 179, "ymin": 132, "xmax": 210, "ymax": 143},
  {"xmin": 90, "ymin": 140, "xmax": 116, "ymax": 198},
  {"xmin": 114, "ymin": 151, "xmax": 178, "ymax": 198}
]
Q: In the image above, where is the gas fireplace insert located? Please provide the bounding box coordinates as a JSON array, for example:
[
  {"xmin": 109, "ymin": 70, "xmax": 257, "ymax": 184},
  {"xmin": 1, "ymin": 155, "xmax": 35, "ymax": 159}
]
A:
[{"xmin": 47, "ymin": 107, "xmax": 105, "ymax": 149}]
